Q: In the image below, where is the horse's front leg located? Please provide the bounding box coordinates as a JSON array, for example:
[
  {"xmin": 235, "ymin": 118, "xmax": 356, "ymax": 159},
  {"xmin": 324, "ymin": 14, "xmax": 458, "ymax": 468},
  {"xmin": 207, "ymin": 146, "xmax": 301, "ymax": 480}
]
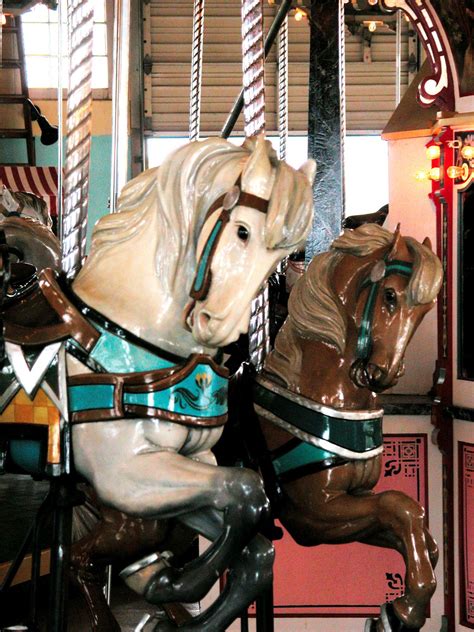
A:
[
  {"xmin": 363, "ymin": 490, "xmax": 438, "ymax": 630},
  {"xmin": 73, "ymin": 419, "xmax": 270, "ymax": 604},
  {"xmin": 129, "ymin": 463, "xmax": 270, "ymax": 605},
  {"xmin": 148, "ymin": 515, "xmax": 274, "ymax": 632}
]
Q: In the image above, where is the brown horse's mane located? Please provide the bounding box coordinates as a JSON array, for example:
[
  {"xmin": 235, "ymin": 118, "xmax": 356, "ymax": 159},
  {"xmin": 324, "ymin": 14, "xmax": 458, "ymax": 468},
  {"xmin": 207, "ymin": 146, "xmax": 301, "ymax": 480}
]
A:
[{"xmin": 265, "ymin": 224, "xmax": 442, "ymax": 388}]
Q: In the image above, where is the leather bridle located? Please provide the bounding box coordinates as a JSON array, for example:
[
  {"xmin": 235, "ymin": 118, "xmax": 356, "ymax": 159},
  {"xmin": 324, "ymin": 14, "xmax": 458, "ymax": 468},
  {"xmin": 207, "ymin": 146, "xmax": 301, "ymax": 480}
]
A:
[
  {"xmin": 189, "ymin": 175, "xmax": 270, "ymax": 302},
  {"xmin": 356, "ymin": 256, "xmax": 413, "ymax": 362}
]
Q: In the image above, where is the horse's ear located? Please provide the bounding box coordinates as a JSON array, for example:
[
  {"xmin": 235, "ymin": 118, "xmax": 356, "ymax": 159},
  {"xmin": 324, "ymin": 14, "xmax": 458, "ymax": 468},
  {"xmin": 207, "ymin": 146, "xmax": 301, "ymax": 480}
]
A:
[
  {"xmin": 388, "ymin": 223, "xmax": 402, "ymax": 259},
  {"xmin": 299, "ymin": 159, "xmax": 317, "ymax": 186},
  {"xmin": 241, "ymin": 133, "xmax": 273, "ymax": 199},
  {"xmin": 422, "ymin": 236, "xmax": 433, "ymax": 251}
]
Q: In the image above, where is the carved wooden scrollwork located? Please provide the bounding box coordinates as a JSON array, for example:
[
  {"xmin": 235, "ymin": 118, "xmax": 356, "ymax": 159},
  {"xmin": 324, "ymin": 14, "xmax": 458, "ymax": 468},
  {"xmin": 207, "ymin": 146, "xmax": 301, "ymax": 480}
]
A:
[{"xmin": 380, "ymin": 0, "xmax": 455, "ymax": 111}]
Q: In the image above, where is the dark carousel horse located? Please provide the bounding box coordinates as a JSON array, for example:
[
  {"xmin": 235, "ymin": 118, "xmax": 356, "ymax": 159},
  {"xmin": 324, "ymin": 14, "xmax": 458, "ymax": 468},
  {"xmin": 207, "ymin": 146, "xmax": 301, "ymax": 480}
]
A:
[{"xmin": 245, "ymin": 223, "xmax": 443, "ymax": 631}]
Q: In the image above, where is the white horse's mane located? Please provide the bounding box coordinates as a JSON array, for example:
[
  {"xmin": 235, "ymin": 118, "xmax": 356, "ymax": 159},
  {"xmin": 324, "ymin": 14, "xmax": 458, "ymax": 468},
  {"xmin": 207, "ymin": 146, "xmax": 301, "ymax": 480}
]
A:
[{"xmin": 85, "ymin": 137, "xmax": 313, "ymax": 296}]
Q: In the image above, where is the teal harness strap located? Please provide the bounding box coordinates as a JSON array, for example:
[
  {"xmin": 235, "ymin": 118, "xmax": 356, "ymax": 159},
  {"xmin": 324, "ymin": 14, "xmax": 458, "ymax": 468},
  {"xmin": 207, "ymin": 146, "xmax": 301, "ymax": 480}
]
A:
[
  {"xmin": 356, "ymin": 259, "xmax": 413, "ymax": 361},
  {"xmin": 272, "ymin": 441, "xmax": 338, "ymax": 479},
  {"xmin": 253, "ymin": 381, "xmax": 383, "ymax": 455},
  {"xmin": 65, "ymin": 299, "xmax": 229, "ymax": 427}
]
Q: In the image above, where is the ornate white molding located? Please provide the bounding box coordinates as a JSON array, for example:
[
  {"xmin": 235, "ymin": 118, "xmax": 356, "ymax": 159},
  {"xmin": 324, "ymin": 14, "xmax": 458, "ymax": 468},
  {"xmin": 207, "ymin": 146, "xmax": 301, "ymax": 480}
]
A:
[{"xmin": 380, "ymin": 0, "xmax": 455, "ymax": 111}]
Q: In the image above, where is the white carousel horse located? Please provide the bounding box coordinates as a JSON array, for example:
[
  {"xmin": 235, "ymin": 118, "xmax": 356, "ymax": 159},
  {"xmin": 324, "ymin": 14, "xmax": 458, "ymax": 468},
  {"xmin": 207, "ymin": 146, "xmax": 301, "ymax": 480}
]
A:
[
  {"xmin": 57, "ymin": 135, "xmax": 314, "ymax": 630},
  {"xmin": 0, "ymin": 186, "xmax": 52, "ymax": 227},
  {"xmin": 0, "ymin": 186, "xmax": 59, "ymax": 273}
]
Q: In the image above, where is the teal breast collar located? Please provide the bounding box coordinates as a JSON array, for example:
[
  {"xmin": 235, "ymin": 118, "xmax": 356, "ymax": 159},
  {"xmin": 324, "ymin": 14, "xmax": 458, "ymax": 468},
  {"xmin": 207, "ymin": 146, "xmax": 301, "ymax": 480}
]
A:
[
  {"xmin": 254, "ymin": 377, "xmax": 384, "ymax": 481},
  {"xmin": 66, "ymin": 300, "xmax": 228, "ymax": 428}
]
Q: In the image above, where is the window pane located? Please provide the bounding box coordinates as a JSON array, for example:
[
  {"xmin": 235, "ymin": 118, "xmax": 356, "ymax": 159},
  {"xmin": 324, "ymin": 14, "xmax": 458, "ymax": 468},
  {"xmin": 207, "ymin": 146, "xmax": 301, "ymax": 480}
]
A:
[
  {"xmin": 92, "ymin": 56, "xmax": 108, "ymax": 89},
  {"xmin": 22, "ymin": 23, "xmax": 58, "ymax": 56},
  {"xmin": 23, "ymin": 0, "xmax": 109, "ymax": 90},
  {"xmin": 26, "ymin": 56, "xmax": 59, "ymax": 88},
  {"xmin": 21, "ymin": 4, "xmax": 57, "ymax": 23},
  {"xmin": 93, "ymin": 23, "xmax": 107, "ymax": 56},
  {"xmin": 93, "ymin": 0, "xmax": 106, "ymax": 23}
]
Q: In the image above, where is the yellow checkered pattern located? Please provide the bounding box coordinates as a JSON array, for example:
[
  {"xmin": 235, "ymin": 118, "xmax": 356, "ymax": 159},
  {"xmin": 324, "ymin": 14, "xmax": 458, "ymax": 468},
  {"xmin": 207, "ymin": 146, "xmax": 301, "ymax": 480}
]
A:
[{"xmin": 0, "ymin": 389, "xmax": 61, "ymax": 464}]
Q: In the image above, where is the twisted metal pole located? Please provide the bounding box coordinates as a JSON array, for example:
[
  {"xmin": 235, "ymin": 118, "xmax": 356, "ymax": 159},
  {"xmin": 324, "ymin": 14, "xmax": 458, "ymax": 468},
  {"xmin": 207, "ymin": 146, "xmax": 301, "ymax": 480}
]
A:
[
  {"xmin": 110, "ymin": 0, "xmax": 131, "ymax": 213},
  {"xmin": 60, "ymin": 0, "xmax": 94, "ymax": 278},
  {"xmin": 241, "ymin": 0, "xmax": 268, "ymax": 371},
  {"xmin": 241, "ymin": 0, "xmax": 265, "ymax": 138},
  {"xmin": 338, "ymin": 0, "xmax": 346, "ymax": 221},
  {"xmin": 277, "ymin": 13, "xmax": 288, "ymax": 277},
  {"xmin": 277, "ymin": 15, "xmax": 288, "ymax": 162},
  {"xmin": 189, "ymin": 0, "xmax": 205, "ymax": 141}
]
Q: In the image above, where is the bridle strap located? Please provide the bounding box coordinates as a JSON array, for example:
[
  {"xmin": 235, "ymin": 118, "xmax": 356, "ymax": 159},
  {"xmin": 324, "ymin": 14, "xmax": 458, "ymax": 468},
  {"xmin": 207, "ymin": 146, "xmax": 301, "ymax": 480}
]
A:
[
  {"xmin": 356, "ymin": 258, "xmax": 413, "ymax": 361},
  {"xmin": 189, "ymin": 175, "xmax": 270, "ymax": 302}
]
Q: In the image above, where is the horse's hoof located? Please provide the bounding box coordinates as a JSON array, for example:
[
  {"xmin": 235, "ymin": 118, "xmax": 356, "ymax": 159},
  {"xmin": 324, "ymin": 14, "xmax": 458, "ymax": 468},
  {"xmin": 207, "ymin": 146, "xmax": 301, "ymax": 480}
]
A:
[
  {"xmin": 380, "ymin": 603, "xmax": 421, "ymax": 631},
  {"xmin": 145, "ymin": 566, "xmax": 207, "ymax": 604},
  {"xmin": 144, "ymin": 566, "xmax": 186, "ymax": 604},
  {"xmin": 120, "ymin": 551, "xmax": 174, "ymax": 596}
]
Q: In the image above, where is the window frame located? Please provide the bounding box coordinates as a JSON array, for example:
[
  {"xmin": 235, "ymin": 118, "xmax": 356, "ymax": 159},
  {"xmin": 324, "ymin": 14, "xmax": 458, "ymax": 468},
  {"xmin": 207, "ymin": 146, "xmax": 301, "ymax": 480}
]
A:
[{"xmin": 25, "ymin": 0, "xmax": 114, "ymax": 101}]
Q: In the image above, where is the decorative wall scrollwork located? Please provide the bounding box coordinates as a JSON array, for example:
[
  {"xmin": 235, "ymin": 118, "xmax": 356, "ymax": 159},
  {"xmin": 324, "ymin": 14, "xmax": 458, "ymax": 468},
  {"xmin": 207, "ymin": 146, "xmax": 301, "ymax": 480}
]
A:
[{"xmin": 380, "ymin": 0, "xmax": 455, "ymax": 110}]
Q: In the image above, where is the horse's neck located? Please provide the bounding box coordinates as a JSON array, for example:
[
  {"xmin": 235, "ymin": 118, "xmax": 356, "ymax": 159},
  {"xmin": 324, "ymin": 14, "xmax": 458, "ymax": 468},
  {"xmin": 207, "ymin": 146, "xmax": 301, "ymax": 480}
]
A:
[
  {"xmin": 265, "ymin": 322, "xmax": 376, "ymax": 411},
  {"xmin": 297, "ymin": 338, "xmax": 376, "ymax": 411},
  {"xmin": 72, "ymin": 239, "xmax": 214, "ymax": 359}
]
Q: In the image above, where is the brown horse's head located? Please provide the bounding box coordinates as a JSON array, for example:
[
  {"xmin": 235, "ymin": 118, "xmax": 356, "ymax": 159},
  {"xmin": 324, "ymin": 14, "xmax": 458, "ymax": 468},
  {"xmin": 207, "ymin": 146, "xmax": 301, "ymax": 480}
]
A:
[
  {"xmin": 336, "ymin": 225, "xmax": 443, "ymax": 392},
  {"xmin": 266, "ymin": 224, "xmax": 443, "ymax": 399}
]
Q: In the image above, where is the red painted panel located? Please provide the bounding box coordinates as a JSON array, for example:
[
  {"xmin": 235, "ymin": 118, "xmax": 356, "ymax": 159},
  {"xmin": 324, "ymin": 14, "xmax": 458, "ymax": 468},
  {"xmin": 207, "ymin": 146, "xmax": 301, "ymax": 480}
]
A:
[
  {"xmin": 251, "ymin": 434, "xmax": 428, "ymax": 617},
  {"xmin": 460, "ymin": 442, "xmax": 474, "ymax": 628}
]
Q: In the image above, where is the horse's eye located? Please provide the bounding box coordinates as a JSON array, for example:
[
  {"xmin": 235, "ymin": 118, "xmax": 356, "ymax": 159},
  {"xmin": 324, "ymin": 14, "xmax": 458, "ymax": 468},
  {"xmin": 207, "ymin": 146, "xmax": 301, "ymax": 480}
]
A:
[
  {"xmin": 237, "ymin": 225, "xmax": 250, "ymax": 242},
  {"xmin": 384, "ymin": 287, "xmax": 397, "ymax": 311}
]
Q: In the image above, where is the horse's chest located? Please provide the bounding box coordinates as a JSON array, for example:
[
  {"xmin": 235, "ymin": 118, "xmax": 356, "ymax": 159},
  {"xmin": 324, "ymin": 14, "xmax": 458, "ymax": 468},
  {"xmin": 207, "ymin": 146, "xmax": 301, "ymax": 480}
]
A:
[{"xmin": 142, "ymin": 419, "xmax": 223, "ymax": 457}]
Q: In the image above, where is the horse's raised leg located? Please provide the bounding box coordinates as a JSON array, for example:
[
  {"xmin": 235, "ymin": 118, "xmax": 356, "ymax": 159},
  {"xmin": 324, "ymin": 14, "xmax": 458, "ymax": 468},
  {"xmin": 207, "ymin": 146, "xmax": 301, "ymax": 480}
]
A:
[
  {"xmin": 149, "ymin": 513, "xmax": 274, "ymax": 632},
  {"xmin": 125, "ymin": 464, "xmax": 270, "ymax": 605},
  {"xmin": 73, "ymin": 420, "xmax": 270, "ymax": 604},
  {"xmin": 361, "ymin": 490, "xmax": 437, "ymax": 630},
  {"xmin": 71, "ymin": 493, "xmax": 197, "ymax": 632},
  {"xmin": 276, "ymin": 461, "xmax": 436, "ymax": 630}
]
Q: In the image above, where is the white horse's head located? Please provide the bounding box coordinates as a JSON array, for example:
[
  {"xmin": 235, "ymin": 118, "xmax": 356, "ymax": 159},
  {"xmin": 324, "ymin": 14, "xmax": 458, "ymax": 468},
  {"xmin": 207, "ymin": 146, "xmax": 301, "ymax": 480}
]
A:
[
  {"xmin": 75, "ymin": 135, "xmax": 315, "ymax": 354},
  {"xmin": 187, "ymin": 135, "xmax": 316, "ymax": 347}
]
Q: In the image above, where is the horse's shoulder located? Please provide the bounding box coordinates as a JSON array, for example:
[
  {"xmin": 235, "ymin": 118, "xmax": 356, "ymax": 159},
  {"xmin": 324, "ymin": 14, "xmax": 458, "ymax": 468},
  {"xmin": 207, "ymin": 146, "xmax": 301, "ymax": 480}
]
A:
[
  {"xmin": 2, "ymin": 265, "xmax": 61, "ymax": 334},
  {"xmin": 2, "ymin": 267, "xmax": 93, "ymax": 348}
]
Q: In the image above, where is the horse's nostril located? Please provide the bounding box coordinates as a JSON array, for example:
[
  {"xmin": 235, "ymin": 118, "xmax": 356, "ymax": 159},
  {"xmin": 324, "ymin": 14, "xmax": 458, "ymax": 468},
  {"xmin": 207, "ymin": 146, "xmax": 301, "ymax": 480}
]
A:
[
  {"xmin": 367, "ymin": 364, "xmax": 384, "ymax": 382},
  {"xmin": 199, "ymin": 311, "xmax": 211, "ymax": 328}
]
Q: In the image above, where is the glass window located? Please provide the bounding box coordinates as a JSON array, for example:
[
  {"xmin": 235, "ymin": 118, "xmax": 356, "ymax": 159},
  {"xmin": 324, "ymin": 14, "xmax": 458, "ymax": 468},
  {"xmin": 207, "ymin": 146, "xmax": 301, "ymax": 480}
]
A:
[
  {"xmin": 22, "ymin": 1, "xmax": 108, "ymax": 90},
  {"xmin": 459, "ymin": 186, "xmax": 474, "ymax": 380},
  {"xmin": 146, "ymin": 135, "xmax": 389, "ymax": 218}
]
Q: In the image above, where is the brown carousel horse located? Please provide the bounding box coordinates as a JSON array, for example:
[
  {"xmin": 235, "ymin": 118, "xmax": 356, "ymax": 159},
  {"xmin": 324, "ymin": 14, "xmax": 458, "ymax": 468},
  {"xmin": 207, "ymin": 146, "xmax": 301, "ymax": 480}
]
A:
[{"xmin": 248, "ymin": 223, "xmax": 443, "ymax": 631}]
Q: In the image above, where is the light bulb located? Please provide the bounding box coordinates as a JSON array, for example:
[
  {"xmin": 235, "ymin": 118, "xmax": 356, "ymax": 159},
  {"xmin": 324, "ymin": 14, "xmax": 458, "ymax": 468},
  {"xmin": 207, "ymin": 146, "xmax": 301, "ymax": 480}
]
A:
[
  {"xmin": 294, "ymin": 8, "xmax": 305, "ymax": 21},
  {"xmin": 429, "ymin": 167, "xmax": 441, "ymax": 181},
  {"xmin": 368, "ymin": 0, "xmax": 378, "ymax": 5},
  {"xmin": 426, "ymin": 145, "xmax": 441, "ymax": 160},
  {"xmin": 414, "ymin": 170, "xmax": 429, "ymax": 182},
  {"xmin": 0, "ymin": 13, "xmax": 6, "ymax": 26},
  {"xmin": 461, "ymin": 145, "xmax": 474, "ymax": 161},
  {"xmin": 368, "ymin": 21, "xmax": 377, "ymax": 32},
  {"xmin": 447, "ymin": 164, "xmax": 469, "ymax": 180}
]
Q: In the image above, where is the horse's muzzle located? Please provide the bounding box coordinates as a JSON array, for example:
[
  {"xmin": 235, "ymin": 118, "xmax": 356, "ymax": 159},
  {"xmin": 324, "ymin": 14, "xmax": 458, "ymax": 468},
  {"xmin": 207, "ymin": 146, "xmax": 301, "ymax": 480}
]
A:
[{"xmin": 350, "ymin": 359, "xmax": 394, "ymax": 393}]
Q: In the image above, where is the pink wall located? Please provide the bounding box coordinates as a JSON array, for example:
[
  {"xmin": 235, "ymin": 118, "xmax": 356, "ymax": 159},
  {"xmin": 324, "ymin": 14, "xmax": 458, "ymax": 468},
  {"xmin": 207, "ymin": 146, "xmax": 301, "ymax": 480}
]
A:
[{"xmin": 386, "ymin": 137, "xmax": 439, "ymax": 395}]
